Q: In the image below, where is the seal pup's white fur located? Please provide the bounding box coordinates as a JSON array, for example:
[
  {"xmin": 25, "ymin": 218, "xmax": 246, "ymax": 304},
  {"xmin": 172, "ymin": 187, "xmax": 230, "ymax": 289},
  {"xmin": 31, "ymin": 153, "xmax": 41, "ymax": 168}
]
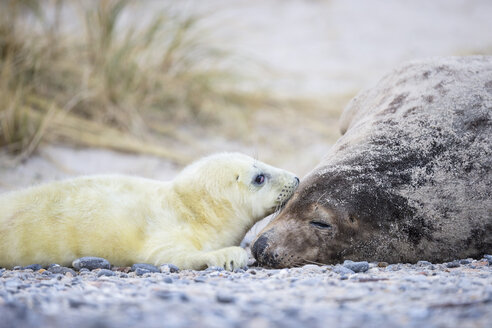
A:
[{"xmin": 0, "ymin": 153, "xmax": 298, "ymax": 270}]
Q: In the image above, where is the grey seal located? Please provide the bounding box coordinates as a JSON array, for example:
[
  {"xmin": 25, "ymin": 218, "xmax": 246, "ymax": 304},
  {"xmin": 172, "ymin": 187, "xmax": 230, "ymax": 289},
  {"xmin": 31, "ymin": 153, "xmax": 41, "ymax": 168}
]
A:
[{"xmin": 253, "ymin": 56, "xmax": 492, "ymax": 268}]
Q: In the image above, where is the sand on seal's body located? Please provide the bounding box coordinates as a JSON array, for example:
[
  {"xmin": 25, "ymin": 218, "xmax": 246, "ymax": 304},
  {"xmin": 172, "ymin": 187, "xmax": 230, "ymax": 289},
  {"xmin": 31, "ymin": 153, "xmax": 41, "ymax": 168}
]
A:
[{"xmin": 0, "ymin": 153, "xmax": 299, "ymax": 270}]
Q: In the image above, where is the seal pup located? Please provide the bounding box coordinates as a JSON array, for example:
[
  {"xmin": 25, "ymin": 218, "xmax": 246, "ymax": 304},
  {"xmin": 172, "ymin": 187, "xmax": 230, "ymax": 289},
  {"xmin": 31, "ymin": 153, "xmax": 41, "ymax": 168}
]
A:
[
  {"xmin": 0, "ymin": 153, "xmax": 299, "ymax": 270},
  {"xmin": 253, "ymin": 56, "xmax": 492, "ymax": 268}
]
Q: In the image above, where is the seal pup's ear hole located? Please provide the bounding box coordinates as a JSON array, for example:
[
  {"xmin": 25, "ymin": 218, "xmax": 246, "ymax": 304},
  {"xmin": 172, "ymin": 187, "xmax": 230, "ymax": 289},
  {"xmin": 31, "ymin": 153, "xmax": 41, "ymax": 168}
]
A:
[{"xmin": 236, "ymin": 175, "xmax": 240, "ymax": 181}]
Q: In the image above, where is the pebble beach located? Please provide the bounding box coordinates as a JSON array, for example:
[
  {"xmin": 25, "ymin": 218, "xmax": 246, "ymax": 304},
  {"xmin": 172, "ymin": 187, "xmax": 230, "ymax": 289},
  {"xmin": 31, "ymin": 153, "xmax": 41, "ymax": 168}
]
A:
[{"xmin": 1, "ymin": 256, "xmax": 491, "ymax": 328}]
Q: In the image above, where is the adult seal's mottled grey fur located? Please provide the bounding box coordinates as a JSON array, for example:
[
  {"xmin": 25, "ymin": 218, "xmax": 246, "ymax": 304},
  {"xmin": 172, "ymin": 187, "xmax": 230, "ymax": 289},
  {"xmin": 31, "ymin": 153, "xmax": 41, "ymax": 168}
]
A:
[{"xmin": 253, "ymin": 56, "xmax": 492, "ymax": 268}]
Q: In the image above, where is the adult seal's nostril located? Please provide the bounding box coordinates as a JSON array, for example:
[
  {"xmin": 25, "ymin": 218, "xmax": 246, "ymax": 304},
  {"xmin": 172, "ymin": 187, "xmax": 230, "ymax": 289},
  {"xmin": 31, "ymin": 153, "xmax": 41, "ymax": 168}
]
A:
[{"xmin": 252, "ymin": 234, "xmax": 269, "ymax": 260}]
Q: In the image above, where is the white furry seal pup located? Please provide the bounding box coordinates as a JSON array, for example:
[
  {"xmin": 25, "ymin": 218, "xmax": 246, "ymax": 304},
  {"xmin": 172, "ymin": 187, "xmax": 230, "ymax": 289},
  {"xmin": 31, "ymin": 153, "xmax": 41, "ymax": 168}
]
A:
[
  {"xmin": 0, "ymin": 153, "xmax": 299, "ymax": 270},
  {"xmin": 253, "ymin": 56, "xmax": 492, "ymax": 268}
]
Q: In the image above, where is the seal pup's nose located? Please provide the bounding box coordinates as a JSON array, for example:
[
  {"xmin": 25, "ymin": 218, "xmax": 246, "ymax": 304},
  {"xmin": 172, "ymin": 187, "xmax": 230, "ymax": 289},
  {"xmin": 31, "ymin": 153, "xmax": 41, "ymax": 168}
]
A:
[{"xmin": 252, "ymin": 234, "xmax": 269, "ymax": 260}]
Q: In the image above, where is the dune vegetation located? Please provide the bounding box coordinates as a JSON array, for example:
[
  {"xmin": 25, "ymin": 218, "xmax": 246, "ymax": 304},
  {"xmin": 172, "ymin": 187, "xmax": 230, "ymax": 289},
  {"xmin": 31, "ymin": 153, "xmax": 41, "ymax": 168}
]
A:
[{"xmin": 0, "ymin": 0, "xmax": 349, "ymax": 166}]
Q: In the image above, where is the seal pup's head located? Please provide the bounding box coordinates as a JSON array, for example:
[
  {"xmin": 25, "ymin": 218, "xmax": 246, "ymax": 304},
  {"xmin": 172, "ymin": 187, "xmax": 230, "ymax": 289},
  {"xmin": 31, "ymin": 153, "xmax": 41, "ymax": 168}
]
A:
[{"xmin": 172, "ymin": 153, "xmax": 299, "ymax": 247}]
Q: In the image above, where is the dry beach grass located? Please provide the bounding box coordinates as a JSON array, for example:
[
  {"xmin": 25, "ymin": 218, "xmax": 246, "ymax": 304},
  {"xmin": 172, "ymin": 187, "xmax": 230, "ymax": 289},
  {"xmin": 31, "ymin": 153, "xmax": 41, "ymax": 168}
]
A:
[{"xmin": 0, "ymin": 0, "xmax": 347, "ymax": 167}]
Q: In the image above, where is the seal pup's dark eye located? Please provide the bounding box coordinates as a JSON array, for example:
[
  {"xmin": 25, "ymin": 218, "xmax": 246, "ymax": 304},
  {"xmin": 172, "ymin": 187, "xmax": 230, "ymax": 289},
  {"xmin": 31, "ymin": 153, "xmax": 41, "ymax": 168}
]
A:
[
  {"xmin": 254, "ymin": 174, "xmax": 265, "ymax": 185},
  {"xmin": 310, "ymin": 221, "xmax": 332, "ymax": 229}
]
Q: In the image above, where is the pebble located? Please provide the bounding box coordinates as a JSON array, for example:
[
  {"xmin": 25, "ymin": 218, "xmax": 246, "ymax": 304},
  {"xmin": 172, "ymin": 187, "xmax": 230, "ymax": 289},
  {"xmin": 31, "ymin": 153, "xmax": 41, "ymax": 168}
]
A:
[
  {"xmin": 302, "ymin": 264, "xmax": 322, "ymax": 272},
  {"xmin": 131, "ymin": 263, "xmax": 160, "ymax": 273},
  {"xmin": 216, "ymin": 292, "xmax": 235, "ymax": 304},
  {"xmin": 445, "ymin": 261, "xmax": 461, "ymax": 268},
  {"xmin": 135, "ymin": 268, "xmax": 152, "ymax": 276},
  {"xmin": 48, "ymin": 265, "xmax": 76, "ymax": 276},
  {"xmin": 206, "ymin": 266, "xmax": 225, "ymax": 272},
  {"xmin": 333, "ymin": 265, "xmax": 355, "ymax": 275},
  {"xmin": 160, "ymin": 264, "xmax": 180, "ymax": 273},
  {"xmin": 484, "ymin": 255, "xmax": 492, "ymax": 264},
  {"xmin": 154, "ymin": 290, "xmax": 189, "ymax": 302},
  {"xmin": 342, "ymin": 260, "xmax": 369, "ymax": 273},
  {"xmin": 97, "ymin": 269, "xmax": 116, "ymax": 277},
  {"xmin": 72, "ymin": 257, "xmax": 111, "ymax": 271},
  {"xmin": 194, "ymin": 276, "xmax": 208, "ymax": 283},
  {"xmin": 22, "ymin": 264, "xmax": 43, "ymax": 271}
]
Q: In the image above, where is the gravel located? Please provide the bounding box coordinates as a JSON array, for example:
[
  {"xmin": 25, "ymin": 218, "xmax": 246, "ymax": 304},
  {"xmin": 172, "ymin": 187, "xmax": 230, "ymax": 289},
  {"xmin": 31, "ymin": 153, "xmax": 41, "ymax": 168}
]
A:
[{"xmin": 1, "ymin": 257, "xmax": 491, "ymax": 328}]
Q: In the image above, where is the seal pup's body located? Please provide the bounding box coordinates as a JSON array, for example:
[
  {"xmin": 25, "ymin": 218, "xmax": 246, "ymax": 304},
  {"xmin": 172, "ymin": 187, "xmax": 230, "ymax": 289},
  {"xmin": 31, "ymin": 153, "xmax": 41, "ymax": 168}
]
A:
[{"xmin": 0, "ymin": 153, "xmax": 298, "ymax": 270}]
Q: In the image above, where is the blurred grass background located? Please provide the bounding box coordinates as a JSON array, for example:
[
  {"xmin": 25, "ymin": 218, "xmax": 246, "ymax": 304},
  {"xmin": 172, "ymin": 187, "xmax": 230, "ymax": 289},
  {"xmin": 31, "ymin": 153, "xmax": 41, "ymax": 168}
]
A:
[{"xmin": 0, "ymin": 0, "xmax": 348, "ymax": 166}]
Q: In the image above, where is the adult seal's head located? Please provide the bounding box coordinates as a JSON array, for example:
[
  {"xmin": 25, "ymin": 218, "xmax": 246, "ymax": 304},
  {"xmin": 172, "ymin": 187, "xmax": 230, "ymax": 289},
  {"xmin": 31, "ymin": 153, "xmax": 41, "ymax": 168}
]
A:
[{"xmin": 253, "ymin": 56, "xmax": 492, "ymax": 268}]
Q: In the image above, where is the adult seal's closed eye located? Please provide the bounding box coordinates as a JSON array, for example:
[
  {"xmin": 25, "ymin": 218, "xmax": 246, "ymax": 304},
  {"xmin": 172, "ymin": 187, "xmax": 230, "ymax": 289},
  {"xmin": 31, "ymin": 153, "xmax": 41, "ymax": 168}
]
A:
[
  {"xmin": 0, "ymin": 153, "xmax": 299, "ymax": 270},
  {"xmin": 253, "ymin": 56, "xmax": 492, "ymax": 268}
]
